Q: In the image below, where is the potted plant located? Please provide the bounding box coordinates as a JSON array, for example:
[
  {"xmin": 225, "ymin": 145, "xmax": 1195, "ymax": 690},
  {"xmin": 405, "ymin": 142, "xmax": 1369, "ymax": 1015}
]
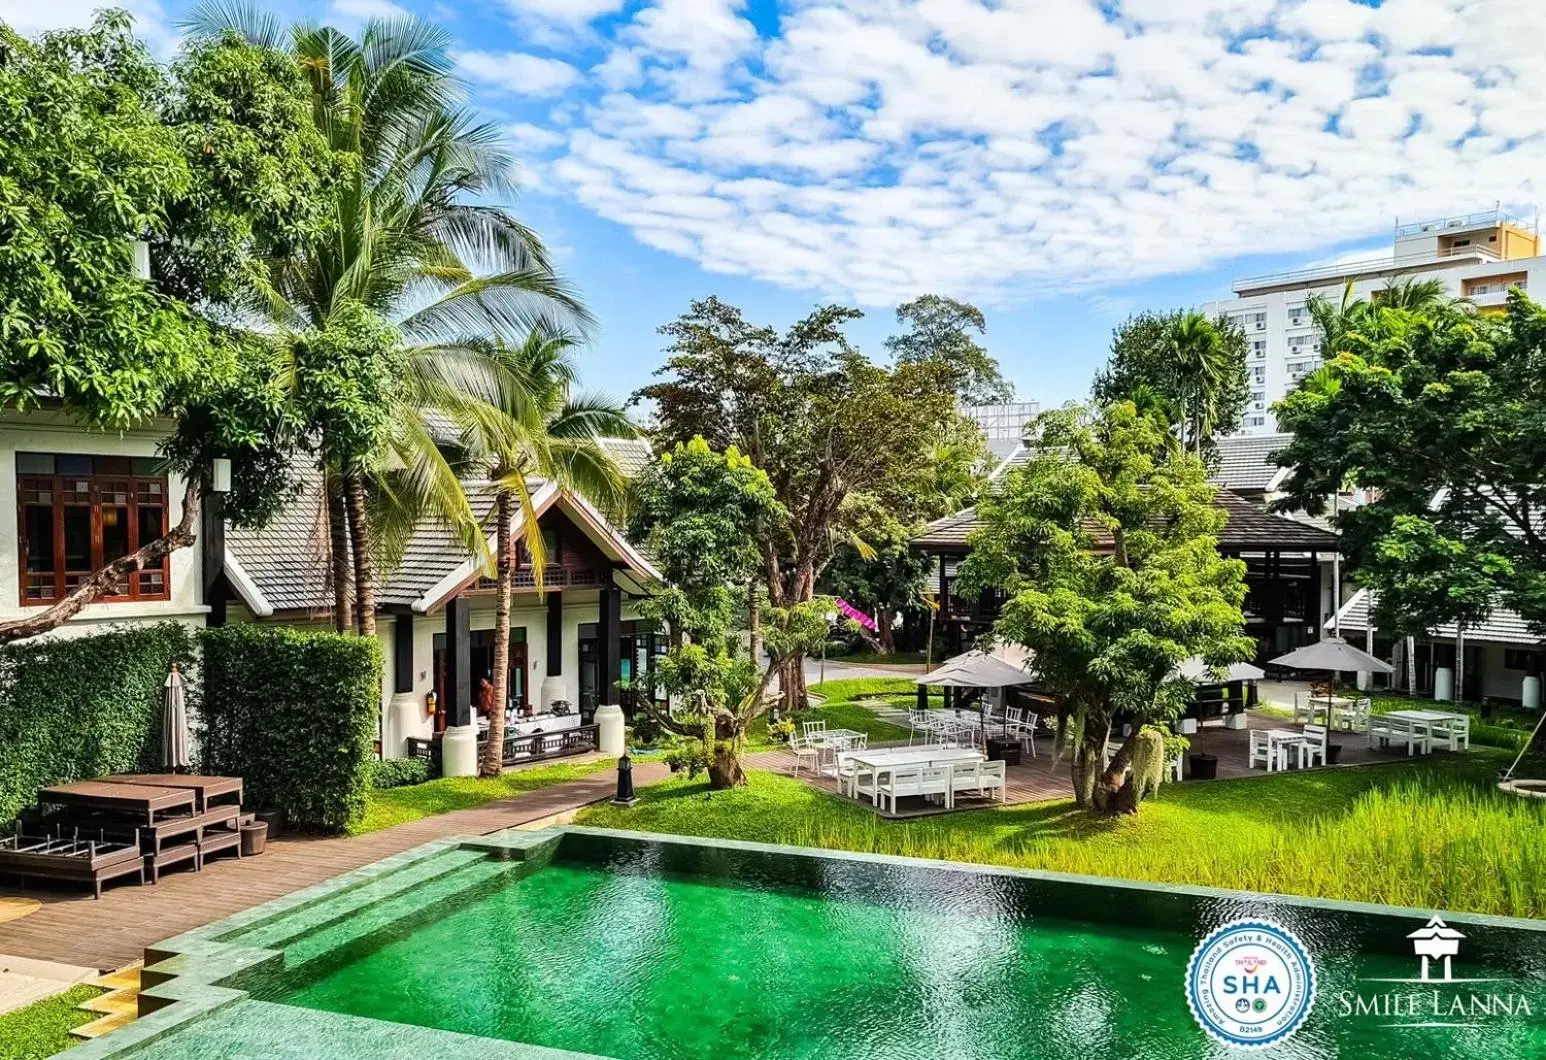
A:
[
  {"xmin": 1326, "ymin": 742, "xmax": 1343, "ymax": 765},
  {"xmin": 1188, "ymin": 751, "xmax": 1219, "ymax": 780}
]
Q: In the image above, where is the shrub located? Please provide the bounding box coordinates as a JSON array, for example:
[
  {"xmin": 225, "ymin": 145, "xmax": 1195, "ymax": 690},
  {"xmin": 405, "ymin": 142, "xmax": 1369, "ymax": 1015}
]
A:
[
  {"xmin": 0, "ymin": 623, "xmax": 197, "ymax": 827},
  {"xmin": 368, "ymin": 757, "xmax": 430, "ymax": 790},
  {"xmin": 198, "ymin": 624, "xmax": 380, "ymax": 833}
]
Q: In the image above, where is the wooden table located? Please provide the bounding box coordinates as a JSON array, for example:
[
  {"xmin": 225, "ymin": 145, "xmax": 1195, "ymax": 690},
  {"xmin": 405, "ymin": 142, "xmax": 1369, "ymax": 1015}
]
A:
[
  {"xmin": 37, "ymin": 781, "xmax": 194, "ymax": 825},
  {"xmin": 100, "ymin": 774, "xmax": 243, "ymax": 812}
]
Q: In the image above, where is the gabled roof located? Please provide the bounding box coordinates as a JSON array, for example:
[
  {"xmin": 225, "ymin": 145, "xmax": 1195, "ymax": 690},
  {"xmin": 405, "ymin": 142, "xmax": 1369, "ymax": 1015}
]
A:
[
  {"xmin": 1331, "ymin": 588, "xmax": 1542, "ymax": 647},
  {"xmin": 224, "ymin": 472, "xmax": 662, "ymax": 618},
  {"xmin": 911, "ymin": 489, "xmax": 1340, "ymax": 554},
  {"xmin": 1209, "ymin": 433, "xmax": 1294, "ymax": 494},
  {"xmin": 600, "ymin": 437, "xmax": 654, "ymax": 478}
]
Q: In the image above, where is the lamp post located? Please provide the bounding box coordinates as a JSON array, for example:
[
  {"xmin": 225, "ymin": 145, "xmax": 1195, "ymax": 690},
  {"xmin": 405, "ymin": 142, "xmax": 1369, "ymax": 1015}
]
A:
[{"xmin": 822, "ymin": 610, "xmax": 837, "ymax": 685}]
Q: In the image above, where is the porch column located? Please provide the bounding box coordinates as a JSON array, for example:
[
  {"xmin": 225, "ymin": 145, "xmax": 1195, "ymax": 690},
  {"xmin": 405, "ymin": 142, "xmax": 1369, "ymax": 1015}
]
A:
[
  {"xmin": 539, "ymin": 590, "xmax": 565, "ymax": 712},
  {"xmin": 384, "ymin": 612, "xmax": 419, "ymax": 759},
  {"xmin": 593, "ymin": 573, "xmax": 625, "ymax": 755},
  {"xmin": 201, "ymin": 491, "xmax": 227, "ymax": 627},
  {"xmin": 938, "ymin": 554, "xmax": 953, "ymax": 711},
  {"xmin": 441, "ymin": 595, "xmax": 477, "ymax": 775}
]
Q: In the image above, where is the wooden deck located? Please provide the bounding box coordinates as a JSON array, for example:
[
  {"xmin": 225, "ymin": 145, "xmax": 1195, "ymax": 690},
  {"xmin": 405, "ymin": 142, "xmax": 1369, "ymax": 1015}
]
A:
[
  {"xmin": 0, "ymin": 761, "xmax": 665, "ymax": 972},
  {"xmin": 749, "ymin": 710, "xmax": 1466, "ymax": 817}
]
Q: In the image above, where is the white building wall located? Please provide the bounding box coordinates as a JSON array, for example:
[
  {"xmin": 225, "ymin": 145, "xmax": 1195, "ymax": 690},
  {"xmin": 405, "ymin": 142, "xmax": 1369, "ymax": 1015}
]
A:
[
  {"xmin": 0, "ymin": 412, "xmax": 206, "ymax": 638},
  {"xmin": 1204, "ymin": 254, "xmax": 1546, "ymax": 434}
]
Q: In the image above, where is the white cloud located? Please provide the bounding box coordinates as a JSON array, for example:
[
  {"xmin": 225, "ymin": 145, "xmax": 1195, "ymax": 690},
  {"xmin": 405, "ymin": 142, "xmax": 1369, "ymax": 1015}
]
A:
[
  {"xmin": 458, "ymin": 51, "xmax": 582, "ymax": 97},
  {"xmin": 504, "ymin": 0, "xmax": 627, "ymax": 21},
  {"xmin": 529, "ymin": 0, "xmax": 1546, "ymax": 305},
  {"xmin": 329, "ymin": 0, "xmax": 412, "ymax": 22},
  {"xmin": 1, "ymin": 0, "xmax": 172, "ymax": 53},
  {"xmin": 503, "ymin": 121, "xmax": 566, "ymax": 152}
]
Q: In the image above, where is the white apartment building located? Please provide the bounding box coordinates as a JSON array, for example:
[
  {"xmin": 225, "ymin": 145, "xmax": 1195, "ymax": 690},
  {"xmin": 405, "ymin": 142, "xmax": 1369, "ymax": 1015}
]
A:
[{"xmin": 1202, "ymin": 208, "xmax": 1543, "ymax": 434}]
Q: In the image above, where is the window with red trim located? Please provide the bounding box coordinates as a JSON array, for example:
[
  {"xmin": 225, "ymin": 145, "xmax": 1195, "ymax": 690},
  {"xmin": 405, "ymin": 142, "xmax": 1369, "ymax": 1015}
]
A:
[{"xmin": 17, "ymin": 453, "xmax": 170, "ymax": 604}]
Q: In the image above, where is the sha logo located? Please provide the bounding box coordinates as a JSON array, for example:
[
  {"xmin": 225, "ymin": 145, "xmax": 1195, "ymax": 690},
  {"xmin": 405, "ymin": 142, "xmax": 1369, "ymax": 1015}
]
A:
[{"xmin": 1186, "ymin": 919, "xmax": 1317, "ymax": 1049}]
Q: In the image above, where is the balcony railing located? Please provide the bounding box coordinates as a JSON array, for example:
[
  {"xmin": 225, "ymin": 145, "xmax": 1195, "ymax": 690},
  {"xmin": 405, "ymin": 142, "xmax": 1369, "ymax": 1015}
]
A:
[
  {"xmin": 472, "ymin": 567, "xmax": 607, "ymax": 592},
  {"xmin": 1234, "ymin": 243, "xmax": 1502, "ymax": 294},
  {"xmin": 1394, "ymin": 209, "xmax": 1534, "ymax": 238}
]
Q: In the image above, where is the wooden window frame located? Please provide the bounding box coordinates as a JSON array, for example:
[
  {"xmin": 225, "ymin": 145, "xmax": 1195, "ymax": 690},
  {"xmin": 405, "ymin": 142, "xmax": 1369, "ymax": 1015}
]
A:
[{"xmin": 17, "ymin": 462, "xmax": 171, "ymax": 606}]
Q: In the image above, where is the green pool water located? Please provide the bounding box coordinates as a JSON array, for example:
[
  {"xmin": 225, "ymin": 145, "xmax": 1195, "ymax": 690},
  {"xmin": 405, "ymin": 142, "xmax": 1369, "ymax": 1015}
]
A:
[{"xmin": 264, "ymin": 851, "xmax": 1546, "ymax": 1060}]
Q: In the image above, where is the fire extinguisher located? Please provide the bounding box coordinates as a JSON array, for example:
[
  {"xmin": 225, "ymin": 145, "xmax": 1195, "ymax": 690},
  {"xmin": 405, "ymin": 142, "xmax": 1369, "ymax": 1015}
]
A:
[{"xmin": 425, "ymin": 689, "xmax": 437, "ymax": 718}]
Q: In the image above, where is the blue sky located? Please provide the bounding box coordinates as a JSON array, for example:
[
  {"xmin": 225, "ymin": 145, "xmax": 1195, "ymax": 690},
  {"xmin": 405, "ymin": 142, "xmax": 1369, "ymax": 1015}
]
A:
[{"xmin": 9, "ymin": 0, "xmax": 1542, "ymax": 408}]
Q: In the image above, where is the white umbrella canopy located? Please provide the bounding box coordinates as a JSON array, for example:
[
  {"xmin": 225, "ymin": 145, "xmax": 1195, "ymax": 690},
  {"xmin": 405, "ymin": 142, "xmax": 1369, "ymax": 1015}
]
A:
[
  {"xmin": 1269, "ymin": 637, "xmax": 1395, "ymax": 674},
  {"xmin": 162, "ymin": 663, "xmax": 191, "ymax": 772},
  {"xmin": 1174, "ymin": 657, "xmax": 1267, "ymax": 683},
  {"xmin": 916, "ymin": 650, "xmax": 1035, "ymax": 688}
]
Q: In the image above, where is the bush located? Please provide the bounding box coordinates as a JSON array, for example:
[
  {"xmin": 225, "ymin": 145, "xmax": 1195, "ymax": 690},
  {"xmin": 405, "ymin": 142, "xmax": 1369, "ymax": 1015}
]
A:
[
  {"xmin": 368, "ymin": 756, "xmax": 430, "ymax": 790},
  {"xmin": 198, "ymin": 624, "xmax": 380, "ymax": 833},
  {"xmin": 0, "ymin": 623, "xmax": 197, "ymax": 827}
]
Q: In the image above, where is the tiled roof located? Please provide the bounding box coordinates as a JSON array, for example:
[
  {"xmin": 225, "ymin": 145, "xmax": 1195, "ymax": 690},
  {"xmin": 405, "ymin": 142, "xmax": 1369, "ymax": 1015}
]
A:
[
  {"xmin": 912, "ymin": 489, "xmax": 1340, "ymax": 553},
  {"xmin": 1208, "ymin": 433, "xmax": 1293, "ymax": 493},
  {"xmin": 601, "ymin": 437, "xmax": 653, "ymax": 478},
  {"xmin": 226, "ymin": 471, "xmax": 654, "ymax": 616},
  {"xmin": 1332, "ymin": 589, "xmax": 1543, "ymax": 646}
]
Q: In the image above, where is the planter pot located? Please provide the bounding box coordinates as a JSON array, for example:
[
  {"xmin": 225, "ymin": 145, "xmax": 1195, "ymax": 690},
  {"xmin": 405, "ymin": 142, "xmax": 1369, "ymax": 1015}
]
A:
[
  {"xmin": 1189, "ymin": 754, "xmax": 1219, "ymax": 781},
  {"xmin": 240, "ymin": 822, "xmax": 268, "ymax": 857},
  {"xmin": 1223, "ymin": 712, "xmax": 1248, "ymax": 730},
  {"xmin": 1176, "ymin": 718, "xmax": 1198, "ymax": 735},
  {"xmin": 1327, "ymin": 744, "xmax": 1343, "ymax": 765},
  {"xmin": 986, "ymin": 739, "xmax": 1022, "ymax": 766}
]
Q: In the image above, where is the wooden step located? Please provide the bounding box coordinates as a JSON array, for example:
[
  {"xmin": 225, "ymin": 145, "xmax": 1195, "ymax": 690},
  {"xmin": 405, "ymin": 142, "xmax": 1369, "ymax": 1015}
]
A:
[
  {"xmin": 71, "ymin": 960, "xmax": 143, "ymax": 1039},
  {"xmin": 71, "ymin": 1008, "xmax": 135, "ymax": 1039},
  {"xmin": 92, "ymin": 960, "xmax": 142, "ymax": 992}
]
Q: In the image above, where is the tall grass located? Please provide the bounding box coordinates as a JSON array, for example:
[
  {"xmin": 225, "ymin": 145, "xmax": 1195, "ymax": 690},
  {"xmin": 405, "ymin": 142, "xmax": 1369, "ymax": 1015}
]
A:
[{"xmin": 583, "ymin": 758, "xmax": 1546, "ymax": 919}]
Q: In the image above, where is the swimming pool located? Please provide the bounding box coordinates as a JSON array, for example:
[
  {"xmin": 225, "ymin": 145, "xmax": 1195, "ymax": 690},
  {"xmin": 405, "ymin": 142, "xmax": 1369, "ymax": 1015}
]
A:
[{"xmin": 67, "ymin": 827, "xmax": 1546, "ymax": 1059}]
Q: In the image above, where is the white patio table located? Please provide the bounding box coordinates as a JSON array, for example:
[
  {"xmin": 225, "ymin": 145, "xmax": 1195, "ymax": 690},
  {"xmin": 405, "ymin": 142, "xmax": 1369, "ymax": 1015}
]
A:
[
  {"xmin": 840, "ymin": 747, "xmax": 986, "ymax": 801},
  {"xmin": 1382, "ymin": 710, "xmax": 1468, "ymax": 753},
  {"xmin": 810, "ymin": 728, "xmax": 867, "ymax": 775},
  {"xmin": 1265, "ymin": 728, "xmax": 1307, "ymax": 772}
]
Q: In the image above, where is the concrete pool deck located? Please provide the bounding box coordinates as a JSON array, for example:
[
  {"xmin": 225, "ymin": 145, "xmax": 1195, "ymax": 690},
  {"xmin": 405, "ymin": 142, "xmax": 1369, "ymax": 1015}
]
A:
[{"xmin": 0, "ymin": 761, "xmax": 666, "ymax": 973}]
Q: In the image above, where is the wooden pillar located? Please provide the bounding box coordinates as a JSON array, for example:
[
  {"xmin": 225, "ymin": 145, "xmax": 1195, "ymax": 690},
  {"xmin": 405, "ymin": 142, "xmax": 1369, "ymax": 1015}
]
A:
[
  {"xmin": 201, "ymin": 490, "xmax": 227, "ymax": 627},
  {"xmin": 598, "ymin": 575, "xmax": 621, "ymax": 704},
  {"xmin": 546, "ymin": 590, "xmax": 564, "ymax": 676},
  {"xmin": 393, "ymin": 612, "xmax": 414, "ymax": 694},
  {"xmin": 1307, "ymin": 551, "xmax": 1322, "ymax": 642},
  {"xmin": 917, "ymin": 682, "xmax": 928, "ymax": 710},
  {"xmin": 444, "ymin": 596, "xmax": 471, "ymax": 728}
]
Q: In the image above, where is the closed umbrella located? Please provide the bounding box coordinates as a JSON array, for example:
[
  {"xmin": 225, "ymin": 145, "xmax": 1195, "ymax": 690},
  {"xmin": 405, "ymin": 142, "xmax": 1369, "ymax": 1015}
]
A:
[{"xmin": 163, "ymin": 662, "xmax": 191, "ymax": 772}]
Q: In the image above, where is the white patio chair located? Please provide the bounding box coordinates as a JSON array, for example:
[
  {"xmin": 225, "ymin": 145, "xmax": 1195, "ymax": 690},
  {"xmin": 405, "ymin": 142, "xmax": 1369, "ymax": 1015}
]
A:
[
  {"xmin": 907, "ymin": 709, "xmax": 933, "ymax": 746},
  {"xmin": 877, "ymin": 765, "xmax": 953, "ymax": 814},
  {"xmin": 835, "ymin": 741, "xmax": 871, "ymax": 795},
  {"xmin": 802, "ymin": 719, "xmax": 828, "ymax": 739},
  {"xmin": 1168, "ymin": 751, "xmax": 1184, "ymax": 782},
  {"xmin": 1292, "ymin": 693, "xmax": 1315, "ymax": 725},
  {"xmin": 789, "ymin": 734, "xmax": 820, "ymax": 777},
  {"xmin": 977, "ymin": 759, "xmax": 1007, "ymax": 802},
  {"xmin": 1248, "ymin": 729, "xmax": 1273, "ymax": 770},
  {"xmin": 1334, "ymin": 697, "xmax": 1371, "ymax": 733},
  {"xmin": 1298, "ymin": 724, "xmax": 1329, "ymax": 768},
  {"xmin": 1431, "ymin": 714, "xmax": 1470, "ymax": 752},
  {"xmin": 1018, "ymin": 711, "xmax": 1039, "ymax": 758},
  {"xmin": 949, "ymin": 760, "xmax": 984, "ymax": 801}
]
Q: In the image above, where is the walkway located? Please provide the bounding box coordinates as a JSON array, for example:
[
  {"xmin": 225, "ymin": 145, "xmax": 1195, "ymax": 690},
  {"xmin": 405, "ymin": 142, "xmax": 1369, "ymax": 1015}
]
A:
[{"xmin": 0, "ymin": 762, "xmax": 666, "ymax": 973}]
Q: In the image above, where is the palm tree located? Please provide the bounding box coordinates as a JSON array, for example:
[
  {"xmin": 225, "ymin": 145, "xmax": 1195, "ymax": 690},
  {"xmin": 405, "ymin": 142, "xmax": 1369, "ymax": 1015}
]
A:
[
  {"xmin": 450, "ymin": 331, "xmax": 634, "ymax": 775},
  {"xmin": 1168, "ymin": 312, "xmax": 1230, "ymax": 453},
  {"xmin": 185, "ymin": 6, "xmax": 591, "ymax": 635}
]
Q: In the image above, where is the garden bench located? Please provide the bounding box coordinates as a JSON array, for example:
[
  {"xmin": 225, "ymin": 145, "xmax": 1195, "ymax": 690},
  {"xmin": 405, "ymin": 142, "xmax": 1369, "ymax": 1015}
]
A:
[{"xmin": 1368, "ymin": 714, "xmax": 1431, "ymax": 756}]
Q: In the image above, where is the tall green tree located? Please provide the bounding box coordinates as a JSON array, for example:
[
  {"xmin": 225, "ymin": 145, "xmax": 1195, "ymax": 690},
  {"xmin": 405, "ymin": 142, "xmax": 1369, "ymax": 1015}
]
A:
[
  {"xmin": 959, "ymin": 403, "xmax": 1252, "ymax": 814},
  {"xmin": 1274, "ymin": 293, "xmax": 1546, "ymax": 687},
  {"xmin": 637, "ymin": 297, "xmax": 960, "ymax": 710},
  {"xmin": 0, "ymin": 12, "xmax": 333, "ymax": 642},
  {"xmin": 1092, "ymin": 310, "xmax": 1248, "ymax": 453},
  {"xmin": 187, "ymin": 6, "xmax": 590, "ymax": 636},
  {"xmin": 885, "ymin": 294, "xmax": 1013, "ymax": 406},
  {"xmin": 628, "ymin": 437, "xmax": 788, "ymax": 788}
]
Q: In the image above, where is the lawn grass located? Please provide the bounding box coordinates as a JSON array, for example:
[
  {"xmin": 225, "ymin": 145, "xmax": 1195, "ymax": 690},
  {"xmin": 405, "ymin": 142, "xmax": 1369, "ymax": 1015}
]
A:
[
  {"xmin": 808, "ymin": 676, "xmax": 918, "ymax": 701},
  {"xmin": 580, "ymin": 748, "xmax": 1546, "ymax": 918},
  {"xmin": 0, "ymin": 984, "xmax": 101, "ymax": 1060},
  {"xmin": 351, "ymin": 758, "xmax": 617, "ymax": 835},
  {"xmin": 745, "ymin": 700, "xmax": 913, "ymax": 750}
]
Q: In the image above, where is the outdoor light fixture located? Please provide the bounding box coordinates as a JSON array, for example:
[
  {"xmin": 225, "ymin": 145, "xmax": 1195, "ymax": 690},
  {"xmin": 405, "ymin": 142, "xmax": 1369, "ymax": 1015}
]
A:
[{"xmin": 211, "ymin": 458, "xmax": 232, "ymax": 494}]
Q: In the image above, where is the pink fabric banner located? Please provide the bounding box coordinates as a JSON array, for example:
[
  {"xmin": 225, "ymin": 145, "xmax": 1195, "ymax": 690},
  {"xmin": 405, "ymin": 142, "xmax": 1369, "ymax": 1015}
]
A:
[{"xmin": 835, "ymin": 598, "xmax": 878, "ymax": 632}]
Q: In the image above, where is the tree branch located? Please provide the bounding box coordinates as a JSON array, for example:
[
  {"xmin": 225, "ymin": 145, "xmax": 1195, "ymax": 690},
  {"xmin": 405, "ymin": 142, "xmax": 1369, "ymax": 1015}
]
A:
[{"xmin": 0, "ymin": 480, "xmax": 200, "ymax": 644}]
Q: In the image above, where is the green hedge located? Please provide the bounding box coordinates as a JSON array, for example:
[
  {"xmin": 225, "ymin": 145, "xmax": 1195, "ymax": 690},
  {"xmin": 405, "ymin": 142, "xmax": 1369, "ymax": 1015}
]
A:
[
  {"xmin": 199, "ymin": 624, "xmax": 380, "ymax": 833},
  {"xmin": 368, "ymin": 756, "xmax": 430, "ymax": 790},
  {"xmin": 0, "ymin": 623, "xmax": 197, "ymax": 827}
]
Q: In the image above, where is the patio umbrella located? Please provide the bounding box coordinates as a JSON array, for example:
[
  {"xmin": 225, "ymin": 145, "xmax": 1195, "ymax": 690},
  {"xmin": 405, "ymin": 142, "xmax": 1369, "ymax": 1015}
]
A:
[
  {"xmin": 915, "ymin": 650, "xmax": 1034, "ymax": 749},
  {"xmin": 162, "ymin": 663, "xmax": 191, "ymax": 772},
  {"xmin": 1269, "ymin": 636, "xmax": 1394, "ymax": 675},
  {"xmin": 1174, "ymin": 657, "xmax": 1268, "ymax": 683}
]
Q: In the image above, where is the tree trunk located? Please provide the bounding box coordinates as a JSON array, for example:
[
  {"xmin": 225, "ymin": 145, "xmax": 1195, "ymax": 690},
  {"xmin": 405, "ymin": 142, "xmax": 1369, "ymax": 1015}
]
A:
[
  {"xmin": 343, "ymin": 474, "xmax": 375, "ymax": 637},
  {"xmin": 706, "ymin": 710, "xmax": 746, "ymax": 789},
  {"xmin": 1092, "ymin": 730, "xmax": 1138, "ymax": 814},
  {"xmin": 1069, "ymin": 715, "xmax": 1106, "ymax": 809},
  {"xmin": 0, "ymin": 481, "xmax": 200, "ymax": 644},
  {"xmin": 326, "ymin": 472, "xmax": 353, "ymax": 634},
  {"xmin": 876, "ymin": 606, "xmax": 895, "ymax": 655},
  {"xmin": 483, "ymin": 492, "xmax": 514, "ymax": 777},
  {"xmin": 748, "ymin": 576, "xmax": 762, "ymax": 662},
  {"xmin": 1405, "ymin": 635, "xmax": 1417, "ymax": 693},
  {"xmin": 782, "ymin": 655, "xmax": 808, "ymax": 713}
]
